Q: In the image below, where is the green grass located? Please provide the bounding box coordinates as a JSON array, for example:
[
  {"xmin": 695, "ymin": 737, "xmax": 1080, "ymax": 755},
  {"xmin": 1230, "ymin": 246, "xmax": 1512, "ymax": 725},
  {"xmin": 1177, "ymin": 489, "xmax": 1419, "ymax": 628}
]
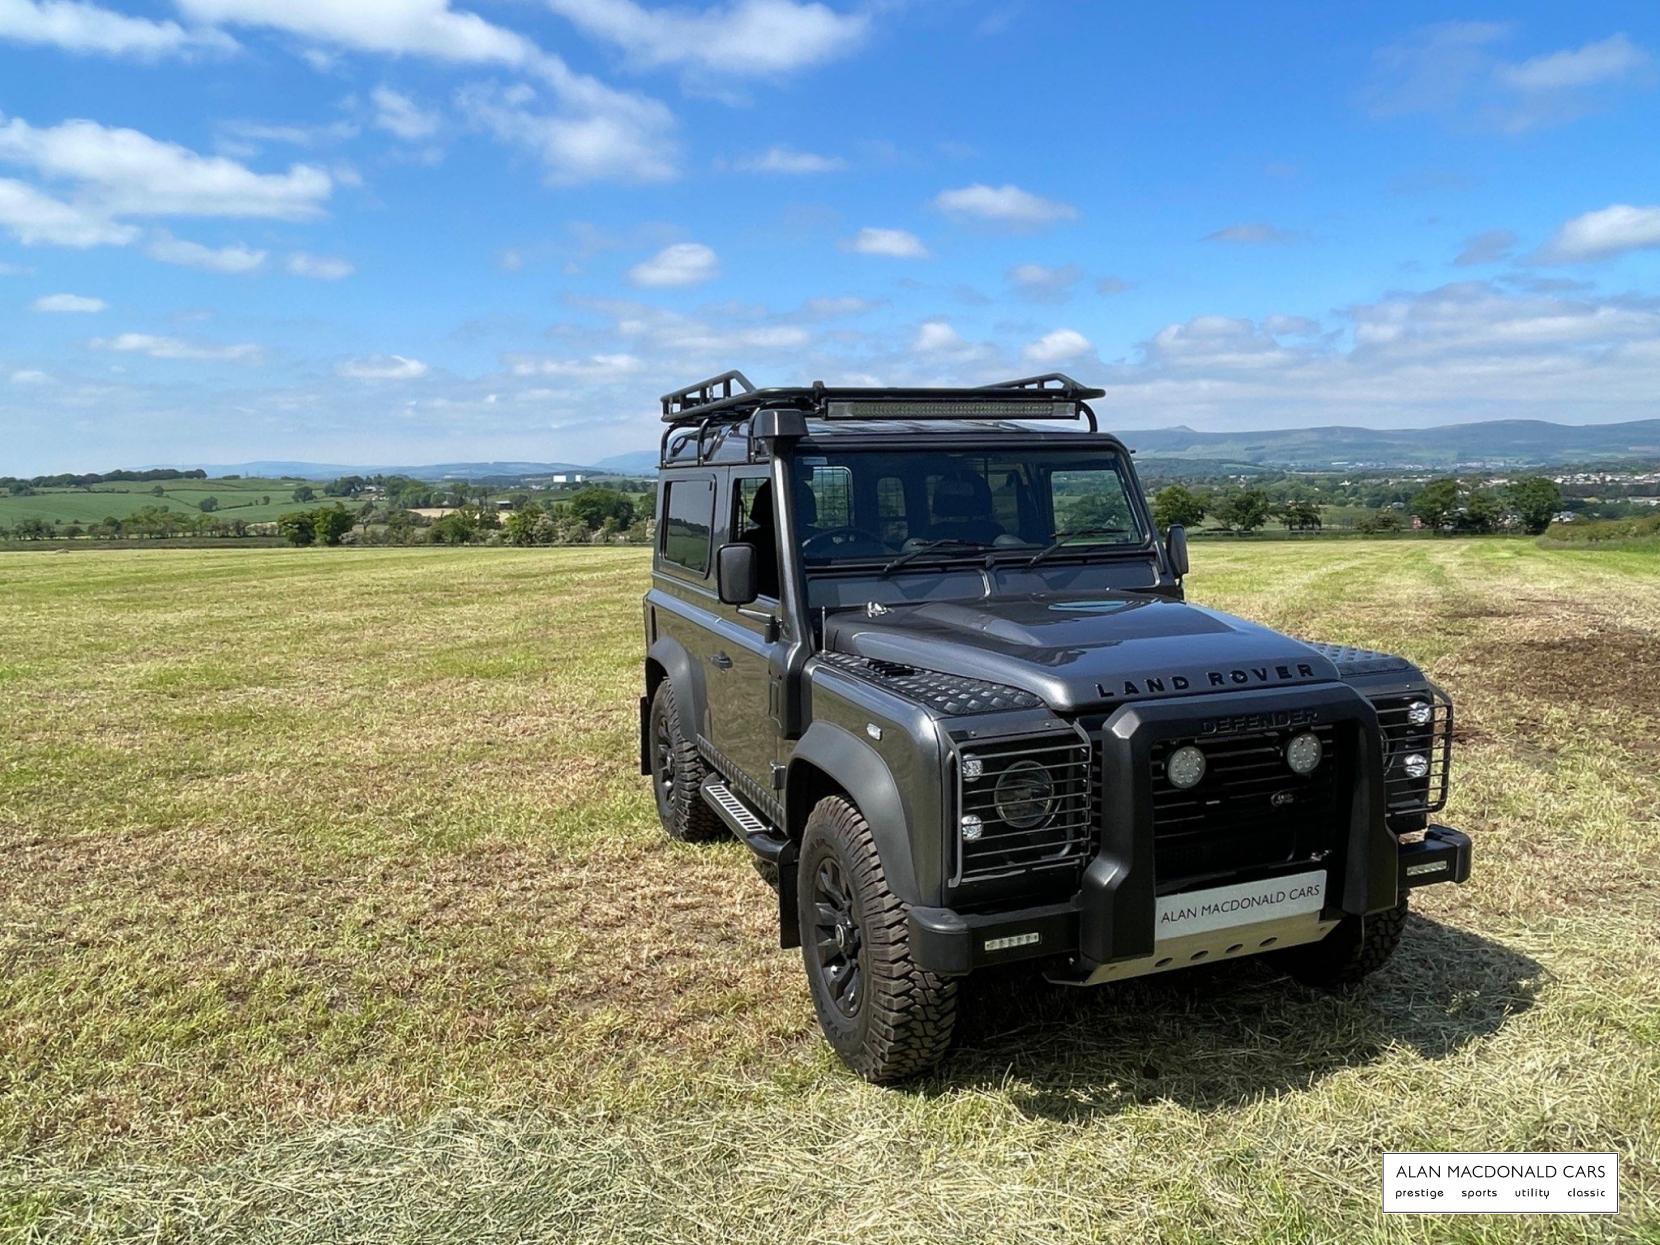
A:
[
  {"xmin": 1, "ymin": 542, "xmax": 1657, "ymax": 1243},
  {"xmin": 0, "ymin": 478, "xmax": 320, "ymax": 527}
]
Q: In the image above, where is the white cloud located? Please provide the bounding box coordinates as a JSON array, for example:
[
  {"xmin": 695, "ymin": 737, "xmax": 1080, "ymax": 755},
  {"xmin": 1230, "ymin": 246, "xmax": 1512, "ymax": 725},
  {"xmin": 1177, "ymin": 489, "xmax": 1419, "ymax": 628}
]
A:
[
  {"xmin": 0, "ymin": 0, "xmax": 232, "ymax": 58},
  {"xmin": 1454, "ymin": 228, "xmax": 1516, "ymax": 266},
  {"xmin": 338, "ymin": 354, "xmax": 428, "ymax": 380},
  {"xmin": 372, "ymin": 86, "xmax": 440, "ymax": 140},
  {"xmin": 177, "ymin": 0, "xmax": 537, "ymax": 67},
  {"xmin": 1023, "ymin": 328, "xmax": 1093, "ymax": 365},
  {"xmin": 32, "ymin": 291, "xmax": 105, "ymax": 312},
  {"xmin": 146, "ymin": 230, "xmax": 267, "ymax": 273},
  {"xmin": 1366, "ymin": 24, "xmax": 1654, "ymax": 132},
  {"xmin": 0, "ymin": 176, "xmax": 135, "ymax": 246},
  {"xmin": 934, "ymin": 183, "xmax": 1078, "ymax": 227},
  {"xmin": 456, "ymin": 81, "xmax": 676, "ymax": 185},
  {"xmin": 734, "ymin": 145, "xmax": 845, "ymax": 174},
  {"xmin": 846, "ymin": 227, "xmax": 928, "ymax": 258},
  {"xmin": 287, "ymin": 251, "xmax": 355, "ymax": 279},
  {"xmin": 505, "ymin": 351, "xmax": 641, "ymax": 377},
  {"xmin": 1007, "ymin": 261, "xmax": 1081, "ymax": 302},
  {"xmin": 1096, "ymin": 276, "xmax": 1131, "ymax": 296},
  {"xmin": 1539, "ymin": 204, "xmax": 1660, "ymax": 263},
  {"xmin": 9, "ymin": 368, "xmax": 52, "ymax": 383},
  {"xmin": 628, "ymin": 241, "xmax": 718, "ymax": 287},
  {"xmin": 542, "ymin": 0, "xmax": 867, "ymax": 75},
  {"xmin": 1204, "ymin": 222, "xmax": 1299, "ymax": 245},
  {"xmin": 1498, "ymin": 33, "xmax": 1648, "ymax": 92},
  {"xmin": 0, "ymin": 114, "xmax": 332, "ymax": 219},
  {"xmin": 92, "ymin": 332, "xmax": 261, "ymax": 361},
  {"xmin": 802, "ymin": 296, "xmax": 876, "ymax": 318},
  {"xmin": 912, "ymin": 320, "xmax": 963, "ymax": 354}
]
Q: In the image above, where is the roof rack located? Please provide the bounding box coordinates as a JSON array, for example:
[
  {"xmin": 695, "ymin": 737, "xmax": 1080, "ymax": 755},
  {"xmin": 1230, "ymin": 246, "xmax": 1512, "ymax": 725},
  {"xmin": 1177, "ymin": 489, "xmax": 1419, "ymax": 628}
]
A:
[{"xmin": 659, "ymin": 372, "xmax": 1105, "ymax": 426}]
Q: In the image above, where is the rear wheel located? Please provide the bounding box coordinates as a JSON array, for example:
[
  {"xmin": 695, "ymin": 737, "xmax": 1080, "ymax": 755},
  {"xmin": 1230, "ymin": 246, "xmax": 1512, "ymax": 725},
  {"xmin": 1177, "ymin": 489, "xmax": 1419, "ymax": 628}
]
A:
[
  {"xmin": 797, "ymin": 795, "xmax": 957, "ymax": 1083},
  {"xmin": 648, "ymin": 683, "xmax": 722, "ymax": 843},
  {"xmin": 1280, "ymin": 891, "xmax": 1409, "ymax": 988}
]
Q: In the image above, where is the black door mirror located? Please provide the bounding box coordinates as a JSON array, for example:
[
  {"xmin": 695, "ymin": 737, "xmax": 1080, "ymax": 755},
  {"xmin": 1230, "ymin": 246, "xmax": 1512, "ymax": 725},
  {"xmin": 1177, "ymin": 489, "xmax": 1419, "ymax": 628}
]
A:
[
  {"xmin": 717, "ymin": 542, "xmax": 759, "ymax": 605},
  {"xmin": 1165, "ymin": 524, "xmax": 1190, "ymax": 578}
]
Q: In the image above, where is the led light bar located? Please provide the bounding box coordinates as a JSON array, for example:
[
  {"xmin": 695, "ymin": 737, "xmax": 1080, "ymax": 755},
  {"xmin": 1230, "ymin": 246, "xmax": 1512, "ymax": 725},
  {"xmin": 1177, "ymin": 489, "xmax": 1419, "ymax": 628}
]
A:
[
  {"xmin": 825, "ymin": 399, "xmax": 1079, "ymax": 420},
  {"xmin": 984, "ymin": 932, "xmax": 1042, "ymax": 952}
]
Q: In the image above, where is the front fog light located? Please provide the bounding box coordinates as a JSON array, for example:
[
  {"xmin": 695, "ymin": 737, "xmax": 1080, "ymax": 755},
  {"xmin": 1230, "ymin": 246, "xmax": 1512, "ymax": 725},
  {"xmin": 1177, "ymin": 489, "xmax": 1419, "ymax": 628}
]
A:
[
  {"xmin": 1166, "ymin": 745, "xmax": 1206, "ymax": 789},
  {"xmin": 1407, "ymin": 700, "xmax": 1433, "ymax": 727},
  {"xmin": 961, "ymin": 755, "xmax": 984, "ymax": 780},
  {"xmin": 960, "ymin": 814, "xmax": 984, "ymax": 841},
  {"xmin": 1285, "ymin": 731, "xmax": 1323, "ymax": 775},
  {"xmin": 1402, "ymin": 753, "xmax": 1430, "ymax": 780}
]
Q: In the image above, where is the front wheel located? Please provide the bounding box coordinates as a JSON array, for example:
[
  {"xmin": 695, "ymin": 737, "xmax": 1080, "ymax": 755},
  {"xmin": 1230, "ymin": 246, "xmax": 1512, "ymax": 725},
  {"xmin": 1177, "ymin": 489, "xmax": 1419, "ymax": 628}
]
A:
[
  {"xmin": 1279, "ymin": 891, "xmax": 1409, "ymax": 988},
  {"xmin": 797, "ymin": 796, "xmax": 958, "ymax": 1083}
]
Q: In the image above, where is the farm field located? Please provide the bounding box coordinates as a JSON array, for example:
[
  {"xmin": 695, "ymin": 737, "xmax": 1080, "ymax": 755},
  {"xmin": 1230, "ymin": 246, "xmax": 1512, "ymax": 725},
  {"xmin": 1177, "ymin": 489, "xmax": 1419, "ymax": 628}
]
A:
[
  {"xmin": 0, "ymin": 478, "xmax": 319, "ymax": 529},
  {"xmin": 1, "ymin": 540, "xmax": 1657, "ymax": 1243}
]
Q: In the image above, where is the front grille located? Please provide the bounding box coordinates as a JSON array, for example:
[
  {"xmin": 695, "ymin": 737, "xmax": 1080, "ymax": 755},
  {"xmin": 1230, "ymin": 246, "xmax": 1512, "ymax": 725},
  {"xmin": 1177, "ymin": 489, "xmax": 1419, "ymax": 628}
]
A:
[
  {"xmin": 1370, "ymin": 687, "xmax": 1452, "ymax": 815},
  {"xmin": 1150, "ymin": 724, "xmax": 1341, "ymax": 886},
  {"xmin": 953, "ymin": 729, "xmax": 1092, "ymax": 883}
]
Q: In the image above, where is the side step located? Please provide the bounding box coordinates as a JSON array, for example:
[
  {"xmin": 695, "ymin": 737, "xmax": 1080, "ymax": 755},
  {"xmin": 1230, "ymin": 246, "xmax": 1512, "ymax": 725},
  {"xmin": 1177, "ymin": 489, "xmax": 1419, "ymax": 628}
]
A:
[{"xmin": 701, "ymin": 779, "xmax": 787, "ymax": 863}]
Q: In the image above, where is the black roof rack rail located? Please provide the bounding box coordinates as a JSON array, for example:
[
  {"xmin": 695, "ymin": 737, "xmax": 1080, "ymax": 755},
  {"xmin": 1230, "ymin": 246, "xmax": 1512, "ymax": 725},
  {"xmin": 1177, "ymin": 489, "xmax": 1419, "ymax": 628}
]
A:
[
  {"xmin": 658, "ymin": 372, "xmax": 1105, "ymax": 426},
  {"xmin": 661, "ymin": 370, "xmax": 755, "ymax": 421}
]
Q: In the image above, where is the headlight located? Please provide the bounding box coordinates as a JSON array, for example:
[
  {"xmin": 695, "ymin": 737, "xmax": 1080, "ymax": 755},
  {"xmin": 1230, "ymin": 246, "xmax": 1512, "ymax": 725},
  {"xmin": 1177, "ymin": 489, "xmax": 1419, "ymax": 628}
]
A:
[
  {"xmin": 960, "ymin": 814, "xmax": 984, "ymax": 841},
  {"xmin": 1406, "ymin": 700, "xmax": 1433, "ymax": 727},
  {"xmin": 1166, "ymin": 744, "xmax": 1206, "ymax": 789},
  {"xmin": 1402, "ymin": 753, "xmax": 1430, "ymax": 780},
  {"xmin": 994, "ymin": 760, "xmax": 1057, "ymax": 829},
  {"xmin": 1285, "ymin": 731, "xmax": 1323, "ymax": 775}
]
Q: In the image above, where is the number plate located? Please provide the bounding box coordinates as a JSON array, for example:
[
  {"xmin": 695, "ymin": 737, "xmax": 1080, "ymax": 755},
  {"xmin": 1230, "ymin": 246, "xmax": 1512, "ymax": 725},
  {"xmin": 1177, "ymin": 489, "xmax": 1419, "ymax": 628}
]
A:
[{"xmin": 1156, "ymin": 870, "xmax": 1327, "ymax": 941}]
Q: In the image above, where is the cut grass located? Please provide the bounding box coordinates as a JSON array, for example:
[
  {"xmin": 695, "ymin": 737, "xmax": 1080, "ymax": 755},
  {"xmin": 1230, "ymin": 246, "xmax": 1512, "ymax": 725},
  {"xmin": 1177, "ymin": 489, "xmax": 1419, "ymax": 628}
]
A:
[{"xmin": 0, "ymin": 542, "xmax": 1657, "ymax": 1243}]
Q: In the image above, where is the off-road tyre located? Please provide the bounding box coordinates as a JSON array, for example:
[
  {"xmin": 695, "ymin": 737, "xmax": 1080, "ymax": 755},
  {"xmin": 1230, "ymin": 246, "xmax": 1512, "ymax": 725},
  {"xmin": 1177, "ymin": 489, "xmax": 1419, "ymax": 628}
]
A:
[
  {"xmin": 1280, "ymin": 891, "xmax": 1409, "ymax": 989},
  {"xmin": 648, "ymin": 684, "xmax": 722, "ymax": 843},
  {"xmin": 797, "ymin": 795, "xmax": 958, "ymax": 1083}
]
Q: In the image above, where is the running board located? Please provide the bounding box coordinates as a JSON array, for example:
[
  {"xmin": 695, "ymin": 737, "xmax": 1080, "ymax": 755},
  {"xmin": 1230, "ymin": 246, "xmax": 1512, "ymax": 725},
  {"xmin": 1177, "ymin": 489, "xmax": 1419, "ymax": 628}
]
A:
[{"xmin": 701, "ymin": 779, "xmax": 787, "ymax": 862}]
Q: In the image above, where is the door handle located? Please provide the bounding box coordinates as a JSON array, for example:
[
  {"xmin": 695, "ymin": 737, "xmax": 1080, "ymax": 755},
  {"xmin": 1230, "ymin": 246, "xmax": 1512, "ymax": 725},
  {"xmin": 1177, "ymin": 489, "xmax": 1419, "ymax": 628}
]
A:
[{"xmin": 711, "ymin": 651, "xmax": 733, "ymax": 670}]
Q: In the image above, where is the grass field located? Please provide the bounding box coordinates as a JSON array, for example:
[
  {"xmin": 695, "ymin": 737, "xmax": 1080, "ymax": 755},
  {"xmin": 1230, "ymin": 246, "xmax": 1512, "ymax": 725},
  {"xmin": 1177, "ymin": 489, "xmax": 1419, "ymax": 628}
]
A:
[
  {"xmin": 0, "ymin": 478, "xmax": 317, "ymax": 528},
  {"xmin": 1, "ymin": 541, "xmax": 1657, "ymax": 1243}
]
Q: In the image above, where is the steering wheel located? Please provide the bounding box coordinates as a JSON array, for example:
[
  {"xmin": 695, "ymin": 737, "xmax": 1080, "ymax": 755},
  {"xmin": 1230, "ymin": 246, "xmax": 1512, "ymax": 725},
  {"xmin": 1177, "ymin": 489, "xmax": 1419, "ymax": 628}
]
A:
[{"xmin": 802, "ymin": 526, "xmax": 888, "ymax": 557}]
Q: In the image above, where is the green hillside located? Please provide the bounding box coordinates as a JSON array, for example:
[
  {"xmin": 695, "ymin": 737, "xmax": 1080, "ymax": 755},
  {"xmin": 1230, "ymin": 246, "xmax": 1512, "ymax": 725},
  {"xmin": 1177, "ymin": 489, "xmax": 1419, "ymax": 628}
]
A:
[{"xmin": 0, "ymin": 478, "xmax": 323, "ymax": 528}]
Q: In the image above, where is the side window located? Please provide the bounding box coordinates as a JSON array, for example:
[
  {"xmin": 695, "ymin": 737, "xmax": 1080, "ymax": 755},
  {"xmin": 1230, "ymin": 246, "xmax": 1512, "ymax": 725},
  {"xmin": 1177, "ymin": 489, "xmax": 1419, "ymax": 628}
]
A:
[
  {"xmin": 659, "ymin": 478, "xmax": 714, "ymax": 575},
  {"xmin": 732, "ymin": 476, "xmax": 766, "ymax": 539}
]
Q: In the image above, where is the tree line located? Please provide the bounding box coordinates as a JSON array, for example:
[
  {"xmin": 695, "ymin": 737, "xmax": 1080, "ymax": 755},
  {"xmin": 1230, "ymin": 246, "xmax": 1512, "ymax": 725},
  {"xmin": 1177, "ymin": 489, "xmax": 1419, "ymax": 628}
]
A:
[{"xmin": 1151, "ymin": 475, "xmax": 1564, "ymax": 536}]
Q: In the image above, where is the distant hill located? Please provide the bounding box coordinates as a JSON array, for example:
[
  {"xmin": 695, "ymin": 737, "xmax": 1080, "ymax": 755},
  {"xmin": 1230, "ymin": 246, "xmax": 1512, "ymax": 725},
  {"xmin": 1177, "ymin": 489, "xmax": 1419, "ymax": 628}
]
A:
[
  {"xmin": 1113, "ymin": 419, "xmax": 1660, "ymax": 470},
  {"xmin": 174, "ymin": 460, "xmax": 611, "ymax": 482},
  {"xmin": 152, "ymin": 417, "xmax": 1660, "ymax": 483}
]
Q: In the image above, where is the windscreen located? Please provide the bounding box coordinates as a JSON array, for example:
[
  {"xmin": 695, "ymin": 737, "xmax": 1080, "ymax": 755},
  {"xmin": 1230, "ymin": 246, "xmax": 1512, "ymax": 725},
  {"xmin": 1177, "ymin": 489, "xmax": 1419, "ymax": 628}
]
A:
[{"xmin": 786, "ymin": 447, "xmax": 1146, "ymax": 567}]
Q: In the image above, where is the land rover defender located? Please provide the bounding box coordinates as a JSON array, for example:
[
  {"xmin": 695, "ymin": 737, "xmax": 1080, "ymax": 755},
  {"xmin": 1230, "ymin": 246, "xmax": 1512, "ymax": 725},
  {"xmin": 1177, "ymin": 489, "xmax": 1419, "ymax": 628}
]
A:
[{"xmin": 639, "ymin": 371, "xmax": 1470, "ymax": 1082}]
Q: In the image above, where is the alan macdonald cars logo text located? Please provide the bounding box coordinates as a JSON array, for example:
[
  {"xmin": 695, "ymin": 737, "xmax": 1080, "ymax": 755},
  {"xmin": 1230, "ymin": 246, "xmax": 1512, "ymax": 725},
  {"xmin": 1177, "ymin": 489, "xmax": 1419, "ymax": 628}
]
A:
[{"xmin": 1158, "ymin": 878, "xmax": 1324, "ymax": 931}]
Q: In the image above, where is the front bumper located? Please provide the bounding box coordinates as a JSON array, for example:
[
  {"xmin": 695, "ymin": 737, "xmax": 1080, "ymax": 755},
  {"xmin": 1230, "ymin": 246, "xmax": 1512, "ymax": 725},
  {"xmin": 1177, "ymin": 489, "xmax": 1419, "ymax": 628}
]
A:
[{"xmin": 907, "ymin": 823, "xmax": 1471, "ymax": 977}]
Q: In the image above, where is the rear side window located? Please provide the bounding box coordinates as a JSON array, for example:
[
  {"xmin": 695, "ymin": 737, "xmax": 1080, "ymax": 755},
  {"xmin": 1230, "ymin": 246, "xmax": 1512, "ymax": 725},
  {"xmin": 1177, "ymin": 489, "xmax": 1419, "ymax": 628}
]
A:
[{"xmin": 660, "ymin": 478, "xmax": 714, "ymax": 575}]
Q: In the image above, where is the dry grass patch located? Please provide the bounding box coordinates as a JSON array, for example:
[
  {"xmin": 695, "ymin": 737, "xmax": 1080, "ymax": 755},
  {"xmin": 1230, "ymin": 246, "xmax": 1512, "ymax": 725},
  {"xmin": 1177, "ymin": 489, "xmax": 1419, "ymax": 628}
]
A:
[{"xmin": 1, "ymin": 542, "xmax": 1657, "ymax": 1243}]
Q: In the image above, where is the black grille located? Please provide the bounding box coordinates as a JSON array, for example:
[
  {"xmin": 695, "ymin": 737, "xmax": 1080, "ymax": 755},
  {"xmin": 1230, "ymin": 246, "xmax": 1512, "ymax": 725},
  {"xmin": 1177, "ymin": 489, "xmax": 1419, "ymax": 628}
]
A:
[
  {"xmin": 954, "ymin": 731, "xmax": 1092, "ymax": 883},
  {"xmin": 1370, "ymin": 688, "xmax": 1452, "ymax": 815},
  {"xmin": 1150, "ymin": 725, "xmax": 1341, "ymax": 885}
]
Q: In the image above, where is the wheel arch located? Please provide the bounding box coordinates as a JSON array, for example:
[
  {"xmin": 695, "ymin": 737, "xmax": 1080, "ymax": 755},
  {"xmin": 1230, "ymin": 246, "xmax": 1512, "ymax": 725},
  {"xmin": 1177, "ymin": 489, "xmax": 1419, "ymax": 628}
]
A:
[{"xmin": 786, "ymin": 722, "xmax": 922, "ymax": 906}]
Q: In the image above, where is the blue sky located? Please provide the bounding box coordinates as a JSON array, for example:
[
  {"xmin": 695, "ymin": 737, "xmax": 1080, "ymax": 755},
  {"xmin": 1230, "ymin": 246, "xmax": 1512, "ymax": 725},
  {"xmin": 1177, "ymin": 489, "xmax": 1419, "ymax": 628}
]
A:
[{"xmin": 3, "ymin": 1, "xmax": 1659, "ymax": 473}]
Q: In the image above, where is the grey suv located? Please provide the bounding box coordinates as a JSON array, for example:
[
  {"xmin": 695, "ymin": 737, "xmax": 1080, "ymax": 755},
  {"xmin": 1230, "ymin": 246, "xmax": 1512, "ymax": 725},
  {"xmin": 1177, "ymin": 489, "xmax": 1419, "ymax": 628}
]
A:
[{"xmin": 639, "ymin": 372, "xmax": 1469, "ymax": 1082}]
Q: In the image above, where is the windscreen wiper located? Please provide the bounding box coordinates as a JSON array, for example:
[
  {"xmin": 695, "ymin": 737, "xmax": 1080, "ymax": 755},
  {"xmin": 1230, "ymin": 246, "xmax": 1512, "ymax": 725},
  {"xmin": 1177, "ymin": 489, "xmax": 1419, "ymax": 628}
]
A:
[
  {"xmin": 1026, "ymin": 526, "xmax": 1131, "ymax": 567},
  {"xmin": 879, "ymin": 538, "xmax": 989, "ymax": 577}
]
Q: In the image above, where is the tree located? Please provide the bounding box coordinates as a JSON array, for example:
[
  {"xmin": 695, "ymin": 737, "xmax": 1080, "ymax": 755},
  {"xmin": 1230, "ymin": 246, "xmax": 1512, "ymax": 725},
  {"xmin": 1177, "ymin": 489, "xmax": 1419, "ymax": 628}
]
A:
[
  {"xmin": 198, "ymin": 496, "xmax": 219, "ymax": 513},
  {"xmin": 565, "ymin": 486, "xmax": 635, "ymax": 531},
  {"xmin": 1459, "ymin": 488, "xmax": 1503, "ymax": 534},
  {"xmin": 278, "ymin": 511, "xmax": 317, "ymax": 546},
  {"xmin": 1277, "ymin": 499, "xmax": 1322, "ymax": 531},
  {"xmin": 430, "ymin": 511, "xmax": 479, "ymax": 545},
  {"xmin": 1357, "ymin": 509, "xmax": 1403, "ymax": 534},
  {"xmin": 1153, "ymin": 484, "xmax": 1207, "ymax": 531},
  {"xmin": 504, "ymin": 504, "xmax": 547, "ymax": 546},
  {"xmin": 1218, "ymin": 487, "xmax": 1272, "ymax": 534},
  {"xmin": 291, "ymin": 485, "xmax": 316, "ymax": 503},
  {"xmin": 1411, "ymin": 478, "xmax": 1461, "ymax": 532},
  {"xmin": 1506, "ymin": 476, "xmax": 1563, "ymax": 535},
  {"xmin": 149, "ymin": 484, "xmax": 166, "ymax": 497},
  {"xmin": 314, "ymin": 504, "xmax": 353, "ymax": 546}
]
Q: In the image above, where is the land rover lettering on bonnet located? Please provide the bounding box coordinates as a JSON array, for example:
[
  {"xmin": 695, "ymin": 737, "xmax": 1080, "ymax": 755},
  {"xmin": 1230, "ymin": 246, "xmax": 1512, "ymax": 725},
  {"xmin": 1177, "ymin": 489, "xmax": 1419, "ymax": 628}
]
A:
[{"xmin": 639, "ymin": 371, "xmax": 1470, "ymax": 1083}]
